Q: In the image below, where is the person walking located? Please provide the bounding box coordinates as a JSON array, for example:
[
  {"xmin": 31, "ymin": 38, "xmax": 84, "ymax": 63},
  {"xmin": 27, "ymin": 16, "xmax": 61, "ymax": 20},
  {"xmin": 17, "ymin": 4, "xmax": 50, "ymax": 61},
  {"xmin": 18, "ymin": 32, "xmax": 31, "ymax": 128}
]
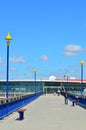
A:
[{"xmin": 64, "ymin": 91, "xmax": 68, "ymax": 104}]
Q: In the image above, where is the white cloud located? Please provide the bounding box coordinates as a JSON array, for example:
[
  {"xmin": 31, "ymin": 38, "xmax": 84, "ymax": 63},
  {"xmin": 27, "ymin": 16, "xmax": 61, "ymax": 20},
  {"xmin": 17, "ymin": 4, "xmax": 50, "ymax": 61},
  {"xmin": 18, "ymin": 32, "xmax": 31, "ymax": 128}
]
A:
[
  {"xmin": 10, "ymin": 67, "xmax": 16, "ymax": 72},
  {"xmin": 0, "ymin": 57, "xmax": 5, "ymax": 66},
  {"xmin": 0, "ymin": 57, "xmax": 3, "ymax": 64},
  {"xmin": 65, "ymin": 44, "xmax": 82, "ymax": 52},
  {"xmin": 70, "ymin": 77, "xmax": 76, "ymax": 79},
  {"xmin": 64, "ymin": 44, "xmax": 83, "ymax": 56},
  {"xmin": 9, "ymin": 56, "xmax": 26, "ymax": 63},
  {"xmin": 64, "ymin": 51, "xmax": 79, "ymax": 56},
  {"xmin": 26, "ymin": 66, "xmax": 34, "ymax": 71},
  {"xmin": 40, "ymin": 55, "xmax": 48, "ymax": 61}
]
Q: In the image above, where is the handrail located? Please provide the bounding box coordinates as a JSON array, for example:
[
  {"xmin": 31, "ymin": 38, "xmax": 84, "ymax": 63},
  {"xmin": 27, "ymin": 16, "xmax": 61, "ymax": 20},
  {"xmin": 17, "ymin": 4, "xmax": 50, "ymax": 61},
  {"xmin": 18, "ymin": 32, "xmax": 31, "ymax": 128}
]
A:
[
  {"xmin": 61, "ymin": 91, "xmax": 86, "ymax": 109},
  {"xmin": 0, "ymin": 92, "xmax": 43, "ymax": 120}
]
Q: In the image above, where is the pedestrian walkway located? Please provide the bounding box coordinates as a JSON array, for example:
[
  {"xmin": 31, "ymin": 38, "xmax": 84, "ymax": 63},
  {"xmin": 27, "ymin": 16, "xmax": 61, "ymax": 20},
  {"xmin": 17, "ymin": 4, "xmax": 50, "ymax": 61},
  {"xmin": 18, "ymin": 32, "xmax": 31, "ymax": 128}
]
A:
[{"xmin": 0, "ymin": 94, "xmax": 86, "ymax": 130}]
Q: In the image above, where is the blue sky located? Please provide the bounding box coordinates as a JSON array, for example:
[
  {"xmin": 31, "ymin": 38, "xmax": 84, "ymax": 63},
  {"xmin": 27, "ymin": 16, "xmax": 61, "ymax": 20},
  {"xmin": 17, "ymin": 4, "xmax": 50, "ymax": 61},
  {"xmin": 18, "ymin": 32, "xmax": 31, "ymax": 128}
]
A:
[{"xmin": 0, "ymin": 0, "xmax": 86, "ymax": 80}]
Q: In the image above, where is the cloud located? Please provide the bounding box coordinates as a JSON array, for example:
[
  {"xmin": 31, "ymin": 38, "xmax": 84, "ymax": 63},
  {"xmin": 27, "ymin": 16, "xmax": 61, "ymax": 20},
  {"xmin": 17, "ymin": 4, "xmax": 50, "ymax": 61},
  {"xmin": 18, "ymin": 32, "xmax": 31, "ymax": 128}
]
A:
[
  {"xmin": 64, "ymin": 44, "xmax": 82, "ymax": 52},
  {"xmin": 40, "ymin": 55, "xmax": 48, "ymax": 61},
  {"xmin": 64, "ymin": 51, "xmax": 79, "ymax": 56},
  {"xmin": 64, "ymin": 44, "xmax": 83, "ymax": 56},
  {"xmin": 10, "ymin": 67, "xmax": 16, "ymax": 72},
  {"xmin": 70, "ymin": 77, "xmax": 76, "ymax": 79},
  {"xmin": 0, "ymin": 57, "xmax": 5, "ymax": 66},
  {"xmin": 26, "ymin": 66, "xmax": 34, "ymax": 71},
  {"xmin": 9, "ymin": 56, "xmax": 26, "ymax": 63},
  {"xmin": 0, "ymin": 57, "xmax": 3, "ymax": 64}
]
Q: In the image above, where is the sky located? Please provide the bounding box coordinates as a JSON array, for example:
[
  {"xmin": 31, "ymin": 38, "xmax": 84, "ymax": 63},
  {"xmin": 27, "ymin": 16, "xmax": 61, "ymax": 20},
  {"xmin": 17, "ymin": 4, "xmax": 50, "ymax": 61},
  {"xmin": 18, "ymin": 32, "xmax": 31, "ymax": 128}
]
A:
[{"xmin": 0, "ymin": 0, "xmax": 86, "ymax": 80}]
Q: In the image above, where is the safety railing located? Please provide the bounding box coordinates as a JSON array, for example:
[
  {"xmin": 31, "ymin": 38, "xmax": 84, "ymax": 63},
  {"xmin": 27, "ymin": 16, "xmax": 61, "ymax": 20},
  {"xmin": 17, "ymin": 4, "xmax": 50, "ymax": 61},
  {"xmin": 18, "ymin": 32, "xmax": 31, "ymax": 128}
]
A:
[
  {"xmin": 61, "ymin": 91, "xmax": 86, "ymax": 109},
  {"xmin": 0, "ymin": 92, "xmax": 43, "ymax": 120}
]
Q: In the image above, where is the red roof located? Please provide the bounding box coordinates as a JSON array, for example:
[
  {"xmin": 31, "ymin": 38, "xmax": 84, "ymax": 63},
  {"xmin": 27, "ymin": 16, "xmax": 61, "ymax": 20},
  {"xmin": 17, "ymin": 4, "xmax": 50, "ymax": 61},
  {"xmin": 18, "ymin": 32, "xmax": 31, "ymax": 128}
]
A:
[{"xmin": 55, "ymin": 78, "xmax": 86, "ymax": 83}]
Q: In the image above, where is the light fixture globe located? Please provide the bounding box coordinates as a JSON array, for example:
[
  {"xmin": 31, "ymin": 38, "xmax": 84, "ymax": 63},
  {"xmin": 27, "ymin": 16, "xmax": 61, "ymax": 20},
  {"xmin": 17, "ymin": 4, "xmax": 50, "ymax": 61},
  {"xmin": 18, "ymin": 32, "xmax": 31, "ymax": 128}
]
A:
[
  {"xmin": 80, "ymin": 60, "xmax": 84, "ymax": 65},
  {"xmin": 34, "ymin": 68, "xmax": 37, "ymax": 73}
]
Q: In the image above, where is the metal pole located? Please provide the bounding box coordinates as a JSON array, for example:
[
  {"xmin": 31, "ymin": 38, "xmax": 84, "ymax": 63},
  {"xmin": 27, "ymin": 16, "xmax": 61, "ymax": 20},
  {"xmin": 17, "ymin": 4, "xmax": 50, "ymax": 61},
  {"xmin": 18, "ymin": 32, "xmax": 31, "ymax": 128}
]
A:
[
  {"xmin": 40, "ymin": 76, "xmax": 42, "ymax": 92},
  {"xmin": 64, "ymin": 74, "xmax": 69, "ymax": 91},
  {"xmin": 80, "ymin": 60, "xmax": 84, "ymax": 95},
  {"xmin": 34, "ymin": 69, "xmax": 36, "ymax": 93},
  {"xmin": 34, "ymin": 71, "xmax": 36, "ymax": 93},
  {"xmin": 6, "ymin": 44, "xmax": 9, "ymax": 98},
  {"xmin": 5, "ymin": 32, "xmax": 12, "ymax": 98},
  {"xmin": 80, "ymin": 64, "xmax": 83, "ymax": 95}
]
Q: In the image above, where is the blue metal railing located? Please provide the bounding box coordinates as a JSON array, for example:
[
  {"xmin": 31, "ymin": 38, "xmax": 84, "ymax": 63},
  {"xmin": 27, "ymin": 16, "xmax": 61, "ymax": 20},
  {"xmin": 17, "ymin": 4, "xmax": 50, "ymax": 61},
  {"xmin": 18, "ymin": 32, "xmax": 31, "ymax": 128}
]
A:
[
  {"xmin": 61, "ymin": 91, "xmax": 86, "ymax": 109},
  {"xmin": 0, "ymin": 92, "xmax": 43, "ymax": 120},
  {"xmin": 76, "ymin": 97, "xmax": 86, "ymax": 108}
]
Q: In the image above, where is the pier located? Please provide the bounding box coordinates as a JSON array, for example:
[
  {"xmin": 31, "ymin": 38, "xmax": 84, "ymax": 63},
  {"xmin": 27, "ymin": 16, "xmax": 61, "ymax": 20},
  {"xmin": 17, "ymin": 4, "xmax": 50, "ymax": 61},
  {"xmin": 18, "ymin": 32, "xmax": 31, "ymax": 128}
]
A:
[{"xmin": 0, "ymin": 94, "xmax": 86, "ymax": 130}]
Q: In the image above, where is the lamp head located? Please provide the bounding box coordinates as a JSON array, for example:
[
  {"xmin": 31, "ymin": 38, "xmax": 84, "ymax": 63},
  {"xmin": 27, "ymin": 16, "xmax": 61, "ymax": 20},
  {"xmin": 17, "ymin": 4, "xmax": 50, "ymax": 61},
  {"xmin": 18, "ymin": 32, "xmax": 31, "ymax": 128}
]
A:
[
  {"xmin": 34, "ymin": 68, "xmax": 37, "ymax": 73},
  {"xmin": 5, "ymin": 32, "xmax": 12, "ymax": 41},
  {"xmin": 80, "ymin": 60, "xmax": 84, "ymax": 65},
  {"xmin": 64, "ymin": 73, "xmax": 69, "ymax": 77}
]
